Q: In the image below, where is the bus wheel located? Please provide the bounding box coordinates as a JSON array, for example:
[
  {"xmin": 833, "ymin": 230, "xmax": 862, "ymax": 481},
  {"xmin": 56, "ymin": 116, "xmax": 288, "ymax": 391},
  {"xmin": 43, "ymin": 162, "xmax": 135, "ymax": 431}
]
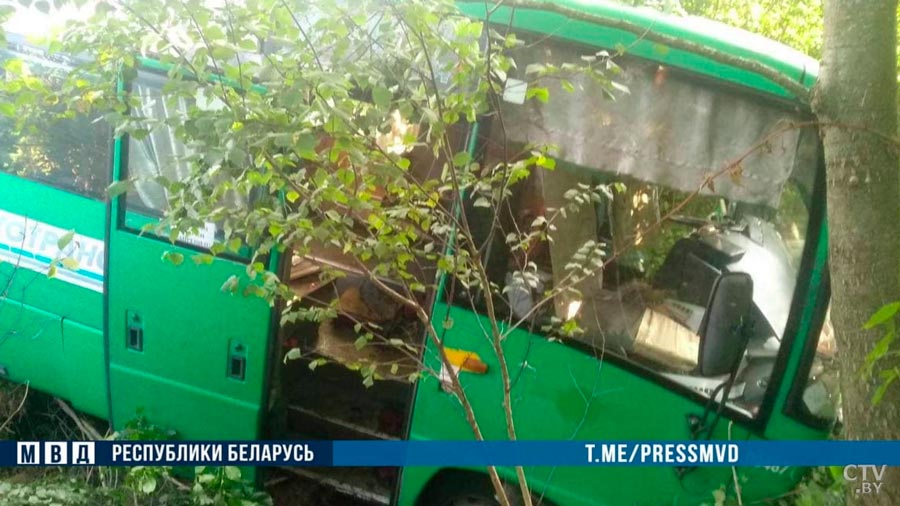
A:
[
  {"xmin": 441, "ymin": 493, "xmax": 497, "ymax": 506},
  {"xmin": 424, "ymin": 473, "xmax": 526, "ymax": 506}
]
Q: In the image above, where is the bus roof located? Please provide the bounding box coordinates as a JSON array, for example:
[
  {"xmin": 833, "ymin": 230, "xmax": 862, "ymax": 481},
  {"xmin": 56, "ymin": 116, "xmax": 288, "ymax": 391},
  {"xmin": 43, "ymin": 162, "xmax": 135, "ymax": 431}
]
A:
[{"xmin": 458, "ymin": 0, "xmax": 818, "ymax": 102}]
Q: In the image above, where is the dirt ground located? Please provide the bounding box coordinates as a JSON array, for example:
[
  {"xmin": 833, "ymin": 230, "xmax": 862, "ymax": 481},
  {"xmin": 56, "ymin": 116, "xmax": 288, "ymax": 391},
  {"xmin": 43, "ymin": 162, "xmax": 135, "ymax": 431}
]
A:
[{"xmin": 268, "ymin": 476, "xmax": 373, "ymax": 506}]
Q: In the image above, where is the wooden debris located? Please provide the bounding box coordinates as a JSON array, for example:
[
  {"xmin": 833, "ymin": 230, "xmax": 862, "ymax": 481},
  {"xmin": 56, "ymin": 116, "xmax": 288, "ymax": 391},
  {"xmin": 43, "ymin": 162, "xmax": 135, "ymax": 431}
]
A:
[{"xmin": 316, "ymin": 319, "xmax": 418, "ymax": 381}]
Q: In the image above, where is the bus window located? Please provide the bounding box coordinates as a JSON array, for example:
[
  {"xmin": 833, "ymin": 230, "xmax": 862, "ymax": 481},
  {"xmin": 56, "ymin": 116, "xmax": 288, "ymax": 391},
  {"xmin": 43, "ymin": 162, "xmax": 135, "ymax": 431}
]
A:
[
  {"xmin": 123, "ymin": 71, "xmax": 245, "ymax": 249},
  {"xmin": 463, "ymin": 34, "xmax": 820, "ymax": 417},
  {"xmin": 789, "ymin": 304, "xmax": 840, "ymax": 423},
  {"xmin": 0, "ymin": 40, "xmax": 110, "ymax": 199}
]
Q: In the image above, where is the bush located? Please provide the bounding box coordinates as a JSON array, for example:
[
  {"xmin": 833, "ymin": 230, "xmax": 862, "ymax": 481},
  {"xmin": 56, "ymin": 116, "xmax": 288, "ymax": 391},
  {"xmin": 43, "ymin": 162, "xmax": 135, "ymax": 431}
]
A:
[{"xmin": 0, "ymin": 381, "xmax": 28, "ymax": 437}]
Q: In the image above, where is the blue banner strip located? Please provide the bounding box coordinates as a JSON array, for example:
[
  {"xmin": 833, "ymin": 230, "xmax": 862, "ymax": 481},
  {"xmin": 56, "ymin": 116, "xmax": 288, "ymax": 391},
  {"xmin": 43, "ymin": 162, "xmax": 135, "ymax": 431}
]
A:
[
  {"xmin": 3, "ymin": 440, "xmax": 900, "ymax": 467},
  {"xmin": 332, "ymin": 441, "xmax": 900, "ymax": 467}
]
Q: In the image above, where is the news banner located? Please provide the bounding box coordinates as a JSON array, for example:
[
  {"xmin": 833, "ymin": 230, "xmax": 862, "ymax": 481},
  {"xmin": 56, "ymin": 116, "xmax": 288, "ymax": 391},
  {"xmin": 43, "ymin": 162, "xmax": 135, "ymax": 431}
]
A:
[{"xmin": 3, "ymin": 440, "xmax": 900, "ymax": 467}]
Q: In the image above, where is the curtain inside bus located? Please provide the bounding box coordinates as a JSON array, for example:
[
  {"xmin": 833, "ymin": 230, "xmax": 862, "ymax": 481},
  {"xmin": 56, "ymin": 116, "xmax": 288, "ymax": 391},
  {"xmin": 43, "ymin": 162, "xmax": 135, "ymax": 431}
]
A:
[{"xmin": 496, "ymin": 39, "xmax": 817, "ymax": 208}]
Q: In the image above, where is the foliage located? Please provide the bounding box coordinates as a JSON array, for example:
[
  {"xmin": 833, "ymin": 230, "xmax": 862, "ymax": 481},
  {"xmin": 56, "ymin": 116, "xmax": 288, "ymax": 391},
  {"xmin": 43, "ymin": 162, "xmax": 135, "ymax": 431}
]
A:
[
  {"xmin": 0, "ymin": 39, "xmax": 110, "ymax": 198},
  {"xmin": 0, "ymin": 477, "xmax": 106, "ymax": 506},
  {"xmin": 781, "ymin": 466, "xmax": 845, "ymax": 506},
  {"xmin": 616, "ymin": 1, "xmax": 823, "ymax": 57},
  {"xmin": 0, "ymin": 467, "xmax": 271, "ymax": 506},
  {"xmin": 0, "ymin": 410, "xmax": 270, "ymax": 506},
  {"xmin": 680, "ymin": 0, "xmax": 824, "ymax": 58},
  {"xmin": 115, "ymin": 411, "xmax": 178, "ymax": 441},
  {"xmin": 620, "ymin": 0, "xmax": 823, "ymax": 57},
  {"xmin": 0, "ymin": 380, "xmax": 28, "ymax": 437},
  {"xmin": 862, "ymin": 301, "xmax": 900, "ymax": 405},
  {"xmin": 189, "ymin": 467, "xmax": 271, "ymax": 506},
  {"xmin": 696, "ymin": 466, "xmax": 845, "ymax": 506},
  {"xmin": 116, "ymin": 465, "xmax": 271, "ymax": 506},
  {"xmin": 113, "ymin": 415, "xmax": 271, "ymax": 505}
]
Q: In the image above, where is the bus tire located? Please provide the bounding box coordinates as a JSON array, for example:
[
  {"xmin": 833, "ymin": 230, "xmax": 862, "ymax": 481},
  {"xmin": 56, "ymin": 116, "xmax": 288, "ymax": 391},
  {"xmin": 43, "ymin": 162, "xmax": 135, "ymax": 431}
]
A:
[{"xmin": 418, "ymin": 470, "xmax": 533, "ymax": 506}]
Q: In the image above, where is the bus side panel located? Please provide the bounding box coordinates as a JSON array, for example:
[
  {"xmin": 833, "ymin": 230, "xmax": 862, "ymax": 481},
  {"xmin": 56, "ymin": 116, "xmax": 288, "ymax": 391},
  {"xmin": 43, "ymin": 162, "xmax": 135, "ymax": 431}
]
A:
[
  {"xmin": 398, "ymin": 303, "xmax": 793, "ymax": 506},
  {"xmin": 0, "ymin": 173, "xmax": 105, "ymax": 327},
  {"xmin": 62, "ymin": 320, "xmax": 108, "ymax": 418},
  {"xmin": 0, "ymin": 172, "xmax": 107, "ymax": 416},
  {"xmin": 0, "ymin": 301, "xmax": 65, "ymax": 396}
]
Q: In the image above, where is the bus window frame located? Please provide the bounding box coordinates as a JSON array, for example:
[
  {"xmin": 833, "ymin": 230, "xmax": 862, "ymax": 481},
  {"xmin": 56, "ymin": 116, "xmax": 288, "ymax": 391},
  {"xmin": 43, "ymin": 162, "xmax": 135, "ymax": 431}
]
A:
[
  {"xmin": 780, "ymin": 152, "xmax": 834, "ymax": 431},
  {"xmin": 437, "ymin": 35, "xmax": 831, "ymax": 433},
  {"xmin": 783, "ymin": 272, "xmax": 834, "ymax": 430},
  {"xmin": 114, "ymin": 65, "xmax": 254, "ymax": 264}
]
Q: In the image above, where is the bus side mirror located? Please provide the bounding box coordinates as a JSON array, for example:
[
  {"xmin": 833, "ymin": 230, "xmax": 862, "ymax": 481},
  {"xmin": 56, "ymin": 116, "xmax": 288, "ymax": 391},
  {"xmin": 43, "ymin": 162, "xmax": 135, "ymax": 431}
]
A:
[{"xmin": 697, "ymin": 272, "xmax": 753, "ymax": 377}]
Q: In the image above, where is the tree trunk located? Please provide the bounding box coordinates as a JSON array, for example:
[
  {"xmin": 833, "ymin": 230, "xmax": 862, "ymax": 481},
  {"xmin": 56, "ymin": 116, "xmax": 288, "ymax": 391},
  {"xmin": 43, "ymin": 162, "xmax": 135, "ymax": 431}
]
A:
[
  {"xmin": 611, "ymin": 181, "xmax": 658, "ymax": 256},
  {"xmin": 814, "ymin": 1, "xmax": 900, "ymax": 504}
]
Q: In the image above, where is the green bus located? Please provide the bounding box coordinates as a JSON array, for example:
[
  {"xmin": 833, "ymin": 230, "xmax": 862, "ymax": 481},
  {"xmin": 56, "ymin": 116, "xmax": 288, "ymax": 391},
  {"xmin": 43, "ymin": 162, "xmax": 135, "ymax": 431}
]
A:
[{"xmin": 0, "ymin": 1, "xmax": 835, "ymax": 504}]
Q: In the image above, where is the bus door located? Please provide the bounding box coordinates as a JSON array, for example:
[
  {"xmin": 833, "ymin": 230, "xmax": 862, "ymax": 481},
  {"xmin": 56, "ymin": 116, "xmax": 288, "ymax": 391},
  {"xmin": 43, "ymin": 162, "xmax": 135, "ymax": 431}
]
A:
[{"xmin": 105, "ymin": 69, "xmax": 276, "ymax": 442}]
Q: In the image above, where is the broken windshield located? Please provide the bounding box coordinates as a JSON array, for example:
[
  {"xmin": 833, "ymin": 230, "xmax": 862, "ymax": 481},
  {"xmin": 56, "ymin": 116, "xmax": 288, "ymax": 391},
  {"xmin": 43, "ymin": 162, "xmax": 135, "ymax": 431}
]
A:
[{"xmin": 466, "ymin": 33, "xmax": 819, "ymax": 417}]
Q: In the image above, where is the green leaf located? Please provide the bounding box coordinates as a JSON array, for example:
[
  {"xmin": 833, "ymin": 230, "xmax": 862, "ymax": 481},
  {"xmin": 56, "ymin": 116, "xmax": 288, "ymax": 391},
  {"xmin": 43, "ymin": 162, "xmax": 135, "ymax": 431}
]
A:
[
  {"xmin": 107, "ymin": 180, "xmax": 134, "ymax": 198},
  {"xmin": 367, "ymin": 213, "xmax": 385, "ymax": 230},
  {"xmin": 162, "ymin": 251, "xmax": 184, "ymax": 266},
  {"xmin": 864, "ymin": 329, "xmax": 895, "ymax": 376},
  {"xmin": 526, "ymin": 87, "xmax": 549, "ymax": 103},
  {"xmin": 284, "ymin": 348, "xmax": 302, "ymax": 362},
  {"xmin": 610, "ymin": 81, "xmax": 630, "ymax": 95},
  {"xmin": 140, "ymin": 476, "xmax": 157, "ymax": 494},
  {"xmin": 47, "ymin": 263, "xmax": 57, "ymax": 278},
  {"xmin": 535, "ymin": 155, "xmax": 556, "ymax": 170},
  {"xmin": 61, "ymin": 257, "xmax": 80, "ymax": 270},
  {"xmin": 0, "ymin": 102, "xmax": 15, "ymax": 117},
  {"xmin": 372, "ymin": 85, "xmax": 391, "ymax": 109},
  {"xmin": 224, "ymin": 466, "xmax": 242, "ymax": 481},
  {"xmin": 4, "ymin": 58, "xmax": 22, "ymax": 74},
  {"xmin": 57, "ymin": 230, "xmax": 75, "ymax": 250},
  {"xmin": 221, "ymin": 275, "xmax": 239, "ymax": 293},
  {"xmin": 192, "ymin": 254, "xmax": 214, "ymax": 265},
  {"xmin": 872, "ymin": 371, "xmax": 898, "ymax": 405},
  {"xmin": 285, "ymin": 190, "xmax": 300, "ymax": 203},
  {"xmin": 452, "ymin": 151, "xmax": 471, "ymax": 167},
  {"xmin": 228, "ymin": 237, "xmax": 242, "ymax": 253},
  {"xmin": 524, "ymin": 63, "xmax": 546, "ymax": 75},
  {"xmin": 211, "ymin": 46, "xmax": 235, "ymax": 61},
  {"xmin": 864, "ymin": 302, "xmax": 900, "ymax": 329},
  {"xmin": 473, "ymin": 197, "xmax": 491, "ymax": 208},
  {"xmin": 295, "ymin": 133, "xmax": 318, "ymax": 160}
]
